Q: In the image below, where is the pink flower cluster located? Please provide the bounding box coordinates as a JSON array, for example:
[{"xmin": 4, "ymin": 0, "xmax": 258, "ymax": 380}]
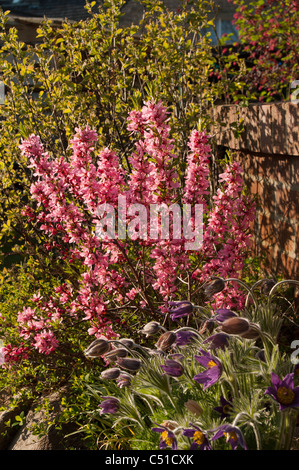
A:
[
  {"xmin": 127, "ymin": 101, "xmax": 188, "ymax": 302},
  {"xmin": 12, "ymin": 100, "xmax": 255, "ymax": 357},
  {"xmin": 200, "ymin": 161, "xmax": 255, "ymax": 308},
  {"xmin": 0, "ymin": 343, "xmax": 30, "ymax": 367},
  {"xmin": 17, "ymin": 300, "xmax": 61, "ymax": 355}
]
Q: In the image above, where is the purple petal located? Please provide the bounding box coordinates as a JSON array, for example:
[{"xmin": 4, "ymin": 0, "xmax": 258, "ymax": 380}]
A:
[
  {"xmin": 211, "ymin": 428, "xmax": 226, "ymax": 441},
  {"xmin": 190, "ymin": 441, "xmax": 199, "ymax": 450},
  {"xmin": 194, "ymin": 354, "xmax": 211, "ymax": 367},
  {"xmin": 194, "ymin": 350, "xmax": 216, "ymax": 367},
  {"xmin": 270, "ymin": 372, "xmax": 281, "ymax": 387},
  {"xmin": 265, "ymin": 385, "xmax": 277, "ymax": 398},
  {"xmin": 182, "ymin": 429, "xmax": 195, "ymax": 438},
  {"xmin": 194, "ymin": 367, "xmax": 221, "ymax": 389},
  {"xmin": 152, "ymin": 427, "xmax": 165, "ymax": 433},
  {"xmin": 281, "ymin": 373, "xmax": 294, "ymax": 389},
  {"xmin": 159, "ymin": 440, "xmax": 168, "ymax": 449}
]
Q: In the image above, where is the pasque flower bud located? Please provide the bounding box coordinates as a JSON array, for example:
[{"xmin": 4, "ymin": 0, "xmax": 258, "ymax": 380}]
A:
[
  {"xmin": 240, "ymin": 324, "xmax": 260, "ymax": 339},
  {"xmin": 161, "ymin": 359, "xmax": 184, "ymax": 377},
  {"xmin": 99, "ymin": 396, "xmax": 120, "ymax": 415},
  {"xmin": 204, "ymin": 278, "xmax": 225, "ymax": 298},
  {"xmin": 118, "ymin": 338, "xmax": 135, "ymax": 349},
  {"xmin": 155, "ymin": 331, "xmax": 177, "ymax": 351},
  {"xmin": 101, "ymin": 367, "xmax": 121, "ymax": 380},
  {"xmin": 84, "ymin": 338, "xmax": 111, "ymax": 357},
  {"xmin": 116, "ymin": 372, "xmax": 132, "ymax": 388},
  {"xmin": 175, "ymin": 330, "xmax": 197, "ymax": 347},
  {"xmin": 219, "ymin": 317, "xmax": 250, "ymax": 335},
  {"xmin": 104, "ymin": 348, "xmax": 128, "ymax": 360},
  {"xmin": 203, "ymin": 333, "xmax": 229, "ymax": 350},
  {"xmin": 116, "ymin": 357, "xmax": 142, "ymax": 371},
  {"xmin": 184, "ymin": 399, "xmax": 203, "ymax": 416},
  {"xmin": 139, "ymin": 321, "xmax": 162, "ymax": 337}
]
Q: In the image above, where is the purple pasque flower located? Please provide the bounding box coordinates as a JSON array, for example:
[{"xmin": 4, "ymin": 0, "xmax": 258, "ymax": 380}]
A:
[
  {"xmin": 168, "ymin": 301, "xmax": 193, "ymax": 321},
  {"xmin": 265, "ymin": 372, "xmax": 299, "ymax": 410},
  {"xmin": 207, "ymin": 308, "xmax": 237, "ymax": 327},
  {"xmin": 203, "ymin": 333, "xmax": 229, "ymax": 351},
  {"xmin": 161, "ymin": 358, "xmax": 184, "ymax": 377},
  {"xmin": 175, "ymin": 330, "xmax": 198, "ymax": 347},
  {"xmin": 214, "ymin": 309, "xmax": 238, "ymax": 323},
  {"xmin": 99, "ymin": 396, "xmax": 120, "ymax": 415},
  {"xmin": 152, "ymin": 424, "xmax": 178, "ymax": 450},
  {"xmin": 193, "ymin": 349, "xmax": 222, "ymax": 389},
  {"xmin": 213, "ymin": 395, "xmax": 233, "ymax": 420},
  {"xmin": 182, "ymin": 424, "xmax": 211, "ymax": 450},
  {"xmin": 211, "ymin": 424, "xmax": 247, "ymax": 450}
]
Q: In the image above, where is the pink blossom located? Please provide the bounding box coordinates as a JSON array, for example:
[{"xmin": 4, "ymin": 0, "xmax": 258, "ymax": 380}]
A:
[
  {"xmin": 1, "ymin": 343, "xmax": 30, "ymax": 365},
  {"xmin": 33, "ymin": 330, "xmax": 59, "ymax": 355},
  {"xmin": 19, "ymin": 134, "xmax": 44, "ymax": 157}
]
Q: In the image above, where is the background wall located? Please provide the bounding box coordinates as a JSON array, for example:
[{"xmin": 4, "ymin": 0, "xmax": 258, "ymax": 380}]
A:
[{"xmin": 212, "ymin": 101, "xmax": 299, "ymax": 279}]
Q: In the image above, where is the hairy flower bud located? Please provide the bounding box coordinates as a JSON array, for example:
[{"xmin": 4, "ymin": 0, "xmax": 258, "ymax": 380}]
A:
[
  {"xmin": 99, "ymin": 396, "xmax": 120, "ymax": 415},
  {"xmin": 203, "ymin": 333, "xmax": 229, "ymax": 350},
  {"xmin": 100, "ymin": 367, "xmax": 121, "ymax": 380},
  {"xmin": 116, "ymin": 372, "xmax": 132, "ymax": 388},
  {"xmin": 118, "ymin": 338, "xmax": 135, "ymax": 349},
  {"xmin": 116, "ymin": 357, "xmax": 142, "ymax": 371},
  {"xmin": 139, "ymin": 321, "xmax": 162, "ymax": 337},
  {"xmin": 104, "ymin": 348, "xmax": 128, "ymax": 360},
  {"xmin": 184, "ymin": 399, "xmax": 203, "ymax": 417},
  {"xmin": 240, "ymin": 324, "xmax": 260, "ymax": 339},
  {"xmin": 220, "ymin": 317, "xmax": 250, "ymax": 335},
  {"xmin": 161, "ymin": 358, "xmax": 184, "ymax": 377},
  {"xmin": 155, "ymin": 331, "xmax": 177, "ymax": 351},
  {"xmin": 84, "ymin": 338, "xmax": 111, "ymax": 357},
  {"xmin": 204, "ymin": 278, "xmax": 226, "ymax": 298},
  {"xmin": 175, "ymin": 330, "xmax": 198, "ymax": 347}
]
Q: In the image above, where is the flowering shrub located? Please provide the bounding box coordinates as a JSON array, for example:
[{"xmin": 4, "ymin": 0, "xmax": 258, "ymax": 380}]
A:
[
  {"xmin": 228, "ymin": 0, "xmax": 299, "ymax": 102},
  {"xmin": 0, "ymin": 101, "xmax": 255, "ymax": 364},
  {"xmin": 81, "ymin": 279, "xmax": 299, "ymax": 450},
  {"xmin": 0, "ymin": 0, "xmax": 231, "ymax": 274}
]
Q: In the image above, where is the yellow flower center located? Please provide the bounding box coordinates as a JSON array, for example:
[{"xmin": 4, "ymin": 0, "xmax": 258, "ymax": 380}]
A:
[
  {"xmin": 208, "ymin": 360, "xmax": 217, "ymax": 368},
  {"xmin": 193, "ymin": 430, "xmax": 205, "ymax": 446},
  {"xmin": 277, "ymin": 386, "xmax": 295, "ymax": 405},
  {"xmin": 224, "ymin": 431, "xmax": 238, "ymax": 441},
  {"xmin": 161, "ymin": 430, "xmax": 174, "ymax": 446},
  {"xmin": 222, "ymin": 404, "xmax": 232, "ymax": 414}
]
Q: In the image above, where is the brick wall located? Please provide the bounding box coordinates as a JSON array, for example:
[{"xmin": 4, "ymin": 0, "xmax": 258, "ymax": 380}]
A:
[{"xmin": 211, "ymin": 101, "xmax": 299, "ymax": 279}]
